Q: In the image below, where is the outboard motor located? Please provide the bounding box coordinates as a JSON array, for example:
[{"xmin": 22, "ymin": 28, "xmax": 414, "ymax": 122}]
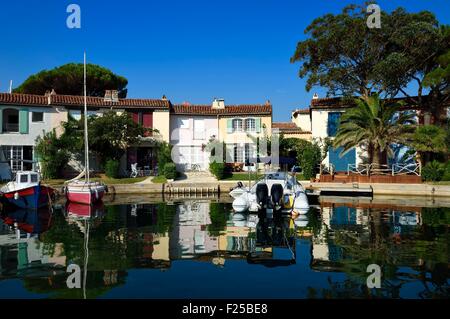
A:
[
  {"xmin": 271, "ymin": 183, "xmax": 284, "ymax": 211},
  {"xmin": 256, "ymin": 183, "xmax": 269, "ymax": 209}
]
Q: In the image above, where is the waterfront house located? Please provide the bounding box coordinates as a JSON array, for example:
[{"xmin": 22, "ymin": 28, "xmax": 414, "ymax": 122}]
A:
[
  {"xmin": 272, "ymin": 122, "xmax": 311, "ymax": 141},
  {"xmin": 0, "ymin": 92, "xmax": 67, "ymax": 175},
  {"xmin": 170, "ymin": 98, "xmax": 272, "ymax": 172}
]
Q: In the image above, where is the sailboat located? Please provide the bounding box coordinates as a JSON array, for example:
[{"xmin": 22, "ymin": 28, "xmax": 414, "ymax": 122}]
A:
[{"xmin": 65, "ymin": 52, "xmax": 107, "ymax": 205}]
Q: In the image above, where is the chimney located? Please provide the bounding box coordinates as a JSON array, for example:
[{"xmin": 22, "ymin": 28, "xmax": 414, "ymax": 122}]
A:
[
  {"xmin": 212, "ymin": 98, "xmax": 225, "ymax": 109},
  {"xmin": 162, "ymin": 94, "xmax": 167, "ymax": 101},
  {"xmin": 313, "ymin": 93, "xmax": 319, "ymax": 100},
  {"xmin": 111, "ymin": 90, "xmax": 119, "ymax": 102},
  {"xmin": 104, "ymin": 90, "xmax": 112, "ymax": 101},
  {"xmin": 45, "ymin": 89, "xmax": 56, "ymax": 104},
  {"xmin": 265, "ymin": 100, "xmax": 271, "ymax": 106}
]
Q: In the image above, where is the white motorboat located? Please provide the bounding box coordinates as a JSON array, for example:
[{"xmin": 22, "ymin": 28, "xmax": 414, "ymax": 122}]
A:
[
  {"xmin": 232, "ymin": 171, "xmax": 309, "ymax": 215},
  {"xmin": 229, "ymin": 182, "xmax": 249, "ymax": 199}
]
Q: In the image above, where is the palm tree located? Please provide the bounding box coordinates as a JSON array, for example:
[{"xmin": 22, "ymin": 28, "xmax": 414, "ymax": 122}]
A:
[{"xmin": 333, "ymin": 95, "xmax": 416, "ymax": 166}]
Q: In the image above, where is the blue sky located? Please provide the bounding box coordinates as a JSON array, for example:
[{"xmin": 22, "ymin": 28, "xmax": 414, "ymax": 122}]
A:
[{"xmin": 0, "ymin": 0, "xmax": 449, "ymax": 121}]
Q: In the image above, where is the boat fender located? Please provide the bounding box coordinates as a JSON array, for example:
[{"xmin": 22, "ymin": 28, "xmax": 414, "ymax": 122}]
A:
[
  {"xmin": 95, "ymin": 188, "xmax": 99, "ymax": 199},
  {"xmin": 270, "ymin": 183, "xmax": 283, "ymax": 209},
  {"xmin": 256, "ymin": 183, "xmax": 269, "ymax": 207},
  {"xmin": 14, "ymin": 192, "xmax": 19, "ymax": 200},
  {"xmin": 104, "ymin": 185, "xmax": 109, "ymax": 193},
  {"xmin": 237, "ymin": 181, "xmax": 244, "ymax": 188}
]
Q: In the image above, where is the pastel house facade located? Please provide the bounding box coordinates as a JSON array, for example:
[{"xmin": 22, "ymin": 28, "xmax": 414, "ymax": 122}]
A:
[
  {"xmin": 170, "ymin": 98, "xmax": 272, "ymax": 172},
  {"xmin": 0, "ymin": 91, "xmax": 171, "ymax": 177},
  {"xmin": 218, "ymin": 100, "xmax": 272, "ymax": 170},
  {"xmin": 170, "ymin": 106, "xmax": 219, "ymax": 172},
  {"xmin": 309, "ymin": 97, "xmax": 365, "ymax": 172},
  {"xmin": 0, "ymin": 93, "xmax": 68, "ymax": 176}
]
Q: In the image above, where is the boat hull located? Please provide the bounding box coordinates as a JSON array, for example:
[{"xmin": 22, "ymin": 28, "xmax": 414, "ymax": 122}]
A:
[
  {"xmin": 0, "ymin": 185, "xmax": 54, "ymax": 209},
  {"xmin": 66, "ymin": 183, "xmax": 105, "ymax": 205}
]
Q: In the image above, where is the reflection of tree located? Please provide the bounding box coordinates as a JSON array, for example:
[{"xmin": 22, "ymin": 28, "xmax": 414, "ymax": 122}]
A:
[
  {"xmin": 155, "ymin": 203, "xmax": 177, "ymax": 234},
  {"xmin": 310, "ymin": 207, "xmax": 449, "ymax": 299},
  {"xmin": 207, "ymin": 203, "xmax": 229, "ymax": 236}
]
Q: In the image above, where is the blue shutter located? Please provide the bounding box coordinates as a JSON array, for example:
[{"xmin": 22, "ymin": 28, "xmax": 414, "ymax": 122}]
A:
[
  {"xmin": 329, "ymin": 147, "xmax": 355, "ymax": 172},
  {"xmin": 227, "ymin": 119, "xmax": 233, "ymax": 133},
  {"xmin": 19, "ymin": 109, "xmax": 29, "ymax": 134},
  {"xmin": 255, "ymin": 118, "xmax": 261, "ymax": 133}
]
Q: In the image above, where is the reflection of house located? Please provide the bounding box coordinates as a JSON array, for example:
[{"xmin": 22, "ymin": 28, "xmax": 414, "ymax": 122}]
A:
[
  {"xmin": 169, "ymin": 201, "xmax": 260, "ymax": 262},
  {"xmin": 0, "ymin": 235, "xmax": 66, "ymax": 280},
  {"xmin": 170, "ymin": 201, "xmax": 215, "ymax": 258}
]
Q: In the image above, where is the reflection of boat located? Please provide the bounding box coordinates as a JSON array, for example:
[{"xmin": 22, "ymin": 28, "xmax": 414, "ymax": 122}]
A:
[
  {"xmin": 232, "ymin": 172, "xmax": 309, "ymax": 215},
  {"xmin": 293, "ymin": 214, "xmax": 309, "ymax": 227},
  {"xmin": 247, "ymin": 215, "xmax": 297, "ymax": 267},
  {"xmin": 65, "ymin": 53, "xmax": 107, "ymax": 205},
  {"xmin": 1, "ymin": 207, "xmax": 52, "ymax": 235},
  {"xmin": 66, "ymin": 201, "xmax": 105, "ymax": 219},
  {"xmin": 0, "ymin": 171, "xmax": 55, "ymax": 209}
]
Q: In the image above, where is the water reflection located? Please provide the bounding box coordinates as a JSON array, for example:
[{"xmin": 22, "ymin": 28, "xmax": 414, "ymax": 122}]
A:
[{"xmin": 0, "ymin": 198, "xmax": 448, "ymax": 299}]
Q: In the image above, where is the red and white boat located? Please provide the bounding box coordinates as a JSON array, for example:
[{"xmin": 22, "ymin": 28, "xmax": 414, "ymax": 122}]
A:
[
  {"xmin": 65, "ymin": 179, "xmax": 106, "ymax": 205},
  {"xmin": 65, "ymin": 52, "xmax": 108, "ymax": 205}
]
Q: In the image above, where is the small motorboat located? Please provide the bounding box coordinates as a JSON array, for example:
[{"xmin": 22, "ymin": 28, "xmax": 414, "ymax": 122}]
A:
[
  {"xmin": 229, "ymin": 182, "xmax": 249, "ymax": 199},
  {"xmin": 0, "ymin": 171, "xmax": 55, "ymax": 209},
  {"xmin": 232, "ymin": 171, "xmax": 309, "ymax": 215}
]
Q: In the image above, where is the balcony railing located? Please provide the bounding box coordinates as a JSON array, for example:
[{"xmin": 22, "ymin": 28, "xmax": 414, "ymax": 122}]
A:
[
  {"xmin": 348, "ymin": 163, "xmax": 421, "ymax": 176},
  {"xmin": 2, "ymin": 123, "xmax": 19, "ymax": 133}
]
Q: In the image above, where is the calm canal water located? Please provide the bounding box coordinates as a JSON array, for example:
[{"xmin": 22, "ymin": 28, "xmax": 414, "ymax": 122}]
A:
[{"xmin": 0, "ymin": 196, "xmax": 448, "ymax": 299}]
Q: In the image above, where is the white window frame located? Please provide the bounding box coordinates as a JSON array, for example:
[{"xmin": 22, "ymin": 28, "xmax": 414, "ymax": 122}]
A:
[
  {"xmin": 245, "ymin": 118, "xmax": 255, "ymax": 132},
  {"xmin": 193, "ymin": 119, "xmax": 205, "ymax": 140},
  {"xmin": 232, "ymin": 119, "xmax": 243, "ymax": 132}
]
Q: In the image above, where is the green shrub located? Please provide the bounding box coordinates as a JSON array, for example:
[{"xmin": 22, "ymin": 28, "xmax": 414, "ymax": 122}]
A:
[
  {"xmin": 422, "ymin": 160, "xmax": 445, "ymax": 182},
  {"xmin": 163, "ymin": 163, "xmax": 177, "ymax": 179},
  {"xmin": 35, "ymin": 129, "xmax": 70, "ymax": 179},
  {"xmin": 157, "ymin": 142, "xmax": 173, "ymax": 174},
  {"xmin": 209, "ymin": 161, "xmax": 226, "ymax": 180},
  {"xmin": 297, "ymin": 143, "xmax": 322, "ymax": 180},
  {"xmin": 442, "ymin": 161, "xmax": 450, "ymax": 181},
  {"xmin": 105, "ymin": 159, "xmax": 120, "ymax": 178}
]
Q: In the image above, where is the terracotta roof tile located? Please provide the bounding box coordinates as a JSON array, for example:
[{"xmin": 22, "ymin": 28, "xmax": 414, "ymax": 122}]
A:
[
  {"xmin": 0, "ymin": 93, "xmax": 49, "ymax": 107},
  {"xmin": 172, "ymin": 104, "xmax": 272, "ymax": 115},
  {"xmin": 272, "ymin": 122, "xmax": 310, "ymax": 134},
  {"xmin": 51, "ymin": 94, "xmax": 170, "ymax": 109}
]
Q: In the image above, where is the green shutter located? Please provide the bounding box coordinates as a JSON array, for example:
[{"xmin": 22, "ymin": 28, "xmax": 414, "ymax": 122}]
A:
[
  {"xmin": 19, "ymin": 109, "xmax": 29, "ymax": 134},
  {"xmin": 227, "ymin": 119, "xmax": 233, "ymax": 133},
  {"xmin": 255, "ymin": 118, "xmax": 261, "ymax": 133},
  {"xmin": 0, "ymin": 109, "xmax": 3, "ymax": 133}
]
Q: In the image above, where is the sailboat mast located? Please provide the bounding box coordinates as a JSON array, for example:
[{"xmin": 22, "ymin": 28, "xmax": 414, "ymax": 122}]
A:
[{"xmin": 83, "ymin": 52, "xmax": 90, "ymax": 183}]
